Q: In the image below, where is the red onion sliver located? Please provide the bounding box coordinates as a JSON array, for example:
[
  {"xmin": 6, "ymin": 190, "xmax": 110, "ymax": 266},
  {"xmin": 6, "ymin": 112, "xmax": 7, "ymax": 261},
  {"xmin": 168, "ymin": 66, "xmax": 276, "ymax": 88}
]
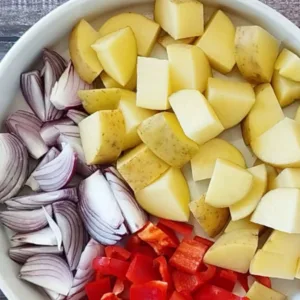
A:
[
  {"xmin": 67, "ymin": 109, "xmax": 88, "ymax": 125},
  {"xmin": 50, "ymin": 62, "xmax": 91, "ymax": 110},
  {"xmin": 44, "ymin": 288, "xmax": 65, "ymax": 300},
  {"xmin": 55, "ymin": 124, "xmax": 80, "ymax": 138}
]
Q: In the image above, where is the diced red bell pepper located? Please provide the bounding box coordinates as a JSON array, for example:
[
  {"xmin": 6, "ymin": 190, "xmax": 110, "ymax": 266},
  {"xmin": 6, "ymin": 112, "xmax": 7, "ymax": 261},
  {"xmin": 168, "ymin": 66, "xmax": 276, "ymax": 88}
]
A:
[
  {"xmin": 194, "ymin": 285, "xmax": 249, "ymax": 300},
  {"xmin": 131, "ymin": 244, "xmax": 157, "ymax": 258},
  {"xmin": 169, "ymin": 240, "xmax": 208, "ymax": 274},
  {"xmin": 100, "ymin": 292, "xmax": 120, "ymax": 300},
  {"xmin": 96, "ymin": 271, "xmax": 105, "ymax": 281},
  {"xmin": 130, "ymin": 281, "xmax": 168, "ymax": 300},
  {"xmin": 126, "ymin": 253, "xmax": 159, "ymax": 284},
  {"xmin": 169, "ymin": 291, "xmax": 193, "ymax": 300},
  {"xmin": 172, "ymin": 270, "xmax": 204, "ymax": 293},
  {"xmin": 237, "ymin": 273, "xmax": 249, "ymax": 292},
  {"xmin": 85, "ymin": 277, "xmax": 111, "ymax": 300},
  {"xmin": 158, "ymin": 219, "xmax": 193, "ymax": 237},
  {"xmin": 212, "ymin": 269, "xmax": 238, "ymax": 292},
  {"xmin": 93, "ymin": 257, "xmax": 130, "ymax": 280},
  {"xmin": 156, "ymin": 222, "xmax": 180, "ymax": 246},
  {"xmin": 154, "ymin": 256, "xmax": 172, "ymax": 289},
  {"xmin": 113, "ymin": 278, "xmax": 124, "ymax": 295},
  {"xmin": 253, "ymin": 275, "xmax": 272, "ymax": 288},
  {"xmin": 138, "ymin": 222, "xmax": 178, "ymax": 255},
  {"xmin": 194, "ymin": 236, "xmax": 214, "ymax": 247},
  {"xmin": 198, "ymin": 264, "xmax": 217, "ymax": 282},
  {"xmin": 126, "ymin": 234, "xmax": 142, "ymax": 251},
  {"xmin": 105, "ymin": 245, "xmax": 131, "ymax": 261}
]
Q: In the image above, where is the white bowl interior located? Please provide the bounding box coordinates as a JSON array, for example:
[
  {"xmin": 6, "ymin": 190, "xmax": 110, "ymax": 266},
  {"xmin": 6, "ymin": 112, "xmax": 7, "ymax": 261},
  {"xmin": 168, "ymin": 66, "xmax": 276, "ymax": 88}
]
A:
[{"xmin": 1, "ymin": 0, "xmax": 300, "ymax": 299}]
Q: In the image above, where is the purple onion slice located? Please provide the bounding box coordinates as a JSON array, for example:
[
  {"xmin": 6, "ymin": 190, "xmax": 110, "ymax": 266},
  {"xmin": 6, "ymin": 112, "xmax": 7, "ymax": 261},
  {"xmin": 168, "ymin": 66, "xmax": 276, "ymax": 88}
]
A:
[
  {"xmin": 66, "ymin": 109, "xmax": 88, "ymax": 125},
  {"xmin": 44, "ymin": 289, "xmax": 65, "ymax": 300}
]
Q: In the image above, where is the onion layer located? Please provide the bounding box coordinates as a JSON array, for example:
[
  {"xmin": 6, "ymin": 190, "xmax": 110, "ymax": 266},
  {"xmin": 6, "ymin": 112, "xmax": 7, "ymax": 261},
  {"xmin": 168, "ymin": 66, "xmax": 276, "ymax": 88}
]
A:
[
  {"xmin": 44, "ymin": 289, "xmax": 65, "ymax": 300},
  {"xmin": 67, "ymin": 109, "xmax": 88, "ymax": 125}
]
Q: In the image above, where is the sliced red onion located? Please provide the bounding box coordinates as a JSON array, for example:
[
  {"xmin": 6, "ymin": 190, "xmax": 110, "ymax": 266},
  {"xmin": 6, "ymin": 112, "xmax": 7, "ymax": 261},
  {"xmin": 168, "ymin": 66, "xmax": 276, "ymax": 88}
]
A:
[
  {"xmin": 26, "ymin": 147, "xmax": 60, "ymax": 191},
  {"xmin": 9, "ymin": 245, "xmax": 63, "ymax": 264},
  {"xmin": 67, "ymin": 239, "xmax": 104, "ymax": 300},
  {"xmin": 20, "ymin": 70, "xmax": 46, "ymax": 121},
  {"xmin": 0, "ymin": 134, "xmax": 28, "ymax": 202},
  {"xmin": 20, "ymin": 254, "xmax": 73, "ymax": 296},
  {"xmin": 44, "ymin": 289, "xmax": 65, "ymax": 300},
  {"xmin": 67, "ymin": 109, "xmax": 88, "ymax": 125},
  {"xmin": 104, "ymin": 166, "xmax": 148, "ymax": 234},
  {"xmin": 0, "ymin": 205, "xmax": 52, "ymax": 233},
  {"xmin": 53, "ymin": 201, "xmax": 86, "ymax": 271},
  {"xmin": 31, "ymin": 144, "xmax": 77, "ymax": 192},
  {"xmin": 50, "ymin": 62, "xmax": 91, "ymax": 110},
  {"xmin": 40, "ymin": 118, "xmax": 74, "ymax": 146},
  {"xmin": 5, "ymin": 188, "xmax": 78, "ymax": 210},
  {"xmin": 43, "ymin": 48, "xmax": 67, "ymax": 121},
  {"xmin": 55, "ymin": 125, "xmax": 80, "ymax": 138}
]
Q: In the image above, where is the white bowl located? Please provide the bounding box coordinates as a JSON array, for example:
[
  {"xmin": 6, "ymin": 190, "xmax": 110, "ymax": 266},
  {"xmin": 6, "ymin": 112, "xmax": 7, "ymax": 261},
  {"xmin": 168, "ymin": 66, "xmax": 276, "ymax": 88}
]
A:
[{"xmin": 1, "ymin": 0, "xmax": 300, "ymax": 299}]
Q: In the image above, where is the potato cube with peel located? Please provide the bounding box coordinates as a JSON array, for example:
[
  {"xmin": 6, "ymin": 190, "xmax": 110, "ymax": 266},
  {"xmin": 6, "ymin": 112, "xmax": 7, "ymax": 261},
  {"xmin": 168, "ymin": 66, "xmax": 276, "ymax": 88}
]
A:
[
  {"xmin": 189, "ymin": 194, "xmax": 229, "ymax": 238},
  {"xmin": 136, "ymin": 57, "xmax": 171, "ymax": 110},
  {"xmin": 158, "ymin": 34, "xmax": 195, "ymax": 49},
  {"xmin": 273, "ymin": 168, "xmax": 300, "ymax": 189},
  {"xmin": 191, "ymin": 138, "xmax": 246, "ymax": 181},
  {"xmin": 167, "ymin": 45, "xmax": 211, "ymax": 93},
  {"xmin": 100, "ymin": 69, "xmax": 137, "ymax": 91},
  {"xmin": 137, "ymin": 112, "xmax": 199, "ymax": 168},
  {"xmin": 224, "ymin": 217, "xmax": 263, "ymax": 234},
  {"xmin": 253, "ymin": 158, "xmax": 278, "ymax": 191},
  {"xmin": 246, "ymin": 282, "xmax": 287, "ymax": 300},
  {"xmin": 154, "ymin": 0, "xmax": 204, "ymax": 40},
  {"xmin": 205, "ymin": 159, "xmax": 253, "ymax": 208},
  {"xmin": 205, "ymin": 77, "xmax": 255, "ymax": 129},
  {"xmin": 195, "ymin": 10, "xmax": 236, "ymax": 73},
  {"xmin": 135, "ymin": 168, "xmax": 190, "ymax": 222},
  {"xmin": 92, "ymin": 27, "xmax": 137, "ymax": 86},
  {"xmin": 204, "ymin": 229, "xmax": 259, "ymax": 273},
  {"xmin": 117, "ymin": 143, "xmax": 169, "ymax": 192},
  {"xmin": 295, "ymin": 106, "xmax": 300, "ymax": 122},
  {"xmin": 79, "ymin": 110, "xmax": 125, "ymax": 164}
]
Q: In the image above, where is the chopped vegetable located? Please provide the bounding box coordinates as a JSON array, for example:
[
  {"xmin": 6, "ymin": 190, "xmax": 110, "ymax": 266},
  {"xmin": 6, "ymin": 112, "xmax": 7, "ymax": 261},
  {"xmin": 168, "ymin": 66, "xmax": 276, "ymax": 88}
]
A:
[
  {"xmin": 85, "ymin": 278, "xmax": 111, "ymax": 300},
  {"xmin": 156, "ymin": 222, "xmax": 180, "ymax": 247},
  {"xmin": 153, "ymin": 256, "xmax": 172, "ymax": 289},
  {"xmin": 158, "ymin": 219, "xmax": 193, "ymax": 237},
  {"xmin": 212, "ymin": 269, "xmax": 238, "ymax": 292},
  {"xmin": 93, "ymin": 257, "xmax": 130, "ymax": 279},
  {"xmin": 172, "ymin": 270, "xmax": 204, "ymax": 293},
  {"xmin": 253, "ymin": 275, "xmax": 272, "ymax": 288},
  {"xmin": 105, "ymin": 245, "xmax": 131, "ymax": 261},
  {"xmin": 194, "ymin": 236, "xmax": 214, "ymax": 247},
  {"xmin": 101, "ymin": 293, "xmax": 120, "ymax": 300},
  {"xmin": 66, "ymin": 109, "xmax": 88, "ymax": 124},
  {"xmin": 130, "ymin": 281, "xmax": 168, "ymax": 300}
]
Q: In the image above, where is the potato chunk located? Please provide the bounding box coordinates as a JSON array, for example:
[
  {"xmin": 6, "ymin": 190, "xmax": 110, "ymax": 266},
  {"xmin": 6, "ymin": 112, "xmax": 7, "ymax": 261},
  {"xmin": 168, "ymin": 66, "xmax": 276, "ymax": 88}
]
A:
[
  {"xmin": 225, "ymin": 217, "xmax": 263, "ymax": 234},
  {"xmin": 158, "ymin": 33, "xmax": 195, "ymax": 48},
  {"xmin": 100, "ymin": 69, "xmax": 137, "ymax": 91},
  {"xmin": 246, "ymin": 282, "xmax": 287, "ymax": 300}
]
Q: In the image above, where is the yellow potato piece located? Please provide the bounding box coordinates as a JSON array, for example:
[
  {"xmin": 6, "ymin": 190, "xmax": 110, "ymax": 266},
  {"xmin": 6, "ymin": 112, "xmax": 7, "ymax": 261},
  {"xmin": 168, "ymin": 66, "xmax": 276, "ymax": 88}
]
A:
[
  {"xmin": 154, "ymin": 0, "xmax": 204, "ymax": 40},
  {"xmin": 254, "ymin": 158, "xmax": 278, "ymax": 191},
  {"xmin": 251, "ymin": 188, "xmax": 300, "ymax": 233},
  {"xmin": 272, "ymin": 70, "xmax": 300, "ymax": 107},
  {"xmin": 273, "ymin": 168, "xmax": 300, "ymax": 189},
  {"xmin": 189, "ymin": 194, "xmax": 229, "ymax": 238},
  {"xmin": 205, "ymin": 77, "xmax": 255, "ymax": 129},
  {"xmin": 158, "ymin": 33, "xmax": 196, "ymax": 49},
  {"xmin": 204, "ymin": 229, "xmax": 258, "ymax": 273},
  {"xmin": 100, "ymin": 69, "xmax": 137, "ymax": 91},
  {"xmin": 224, "ymin": 217, "xmax": 263, "ymax": 234},
  {"xmin": 137, "ymin": 112, "xmax": 199, "ymax": 168},
  {"xmin": 251, "ymin": 118, "xmax": 300, "ymax": 168},
  {"xmin": 98, "ymin": 12, "xmax": 160, "ymax": 57},
  {"xmin": 295, "ymin": 106, "xmax": 300, "ymax": 122},
  {"xmin": 191, "ymin": 138, "xmax": 246, "ymax": 181},
  {"xmin": 206, "ymin": 159, "xmax": 253, "ymax": 208},
  {"xmin": 167, "ymin": 45, "xmax": 211, "ymax": 93},
  {"xmin": 235, "ymin": 26, "xmax": 280, "ymax": 83},
  {"xmin": 250, "ymin": 250, "xmax": 297, "ymax": 280},
  {"xmin": 92, "ymin": 27, "xmax": 137, "ymax": 86},
  {"xmin": 195, "ymin": 10, "xmax": 235, "ymax": 73},
  {"xmin": 118, "ymin": 91, "xmax": 156, "ymax": 150},
  {"xmin": 246, "ymin": 282, "xmax": 287, "ymax": 300},
  {"xmin": 275, "ymin": 48, "xmax": 300, "ymax": 82},
  {"xmin": 135, "ymin": 168, "xmax": 190, "ymax": 222},
  {"xmin": 169, "ymin": 90, "xmax": 224, "ymax": 145},
  {"xmin": 117, "ymin": 143, "xmax": 169, "ymax": 192},
  {"xmin": 296, "ymin": 259, "xmax": 300, "ymax": 279},
  {"xmin": 230, "ymin": 164, "xmax": 267, "ymax": 221},
  {"xmin": 136, "ymin": 57, "xmax": 171, "ymax": 110},
  {"xmin": 242, "ymin": 84, "xmax": 284, "ymax": 145},
  {"xmin": 69, "ymin": 19, "xmax": 103, "ymax": 84},
  {"xmin": 79, "ymin": 110, "xmax": 125, "ymax": 164}
]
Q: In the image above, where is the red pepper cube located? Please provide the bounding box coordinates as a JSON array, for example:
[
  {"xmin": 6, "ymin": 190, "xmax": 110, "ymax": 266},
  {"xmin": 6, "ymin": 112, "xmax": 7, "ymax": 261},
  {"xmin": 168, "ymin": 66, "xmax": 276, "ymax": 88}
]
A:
[
  {"xmin": 198, "ymin": 264, "xmax": 217, "ymax": 282},
  {"xmin": 212, "ymin": 269, "xmax": 238, "ymax": 292},
  {"xmin": 253, "ymin": 275, "xmax": 272, "ymax": 288},
  {"xmin": 169, "ymin": 240, "xmax": 208, "ymax": 274},
  {"xmin": 156, "ymin": 222, "xmax": 180, "ymax": 246},
  {"xmin": 130, "ymin": 281, "xmax": 168, "ymax": 300},
  {"xmin": 85, "ymin": 277, "xmax": 111, "ymax": 300},
  {"xmin": 158, "ymin": 219, "xmax": 193, "ymax": 236},
  {"xmin": 126, "ymin": 253, "xmax": 159, "ymax": 284},
  {"xmin": 138, "ymin": 222, "xmax": 178, "ymax": 255},
  {"xmin": 194, "ymin": 236, "xmax": 214, "ymax": 247},
  {"xmin": 126, "ymin": 234, "xmax": 142, "ymax": 251},
  {"xmin": 131, "ymin": 244, "xmax": 157, "ymax": 258},
  {"xmin": 172, "ymin": 270, "xmax": 204, "ymax": 293},
  {"xmin": 101, "ymin": 293, "xmax": 120, "ymax": 300},
  {"xmin": 105, "ymin": 245, "xmax": 131, "ymax": 261},
  {"xmin": 237, "ymin": 273, "xmax": 249, "ymax": 292},
  {"xmin": 170, "ymin": 291, "xmax": 193, "ymax": 300},
  {"xmin": 112, "ymin": 278, "xmax": 125, "ymax": 295},
  {"xmin": 154, "ymin": 256, "xmax": 172, "ymax": 289}
]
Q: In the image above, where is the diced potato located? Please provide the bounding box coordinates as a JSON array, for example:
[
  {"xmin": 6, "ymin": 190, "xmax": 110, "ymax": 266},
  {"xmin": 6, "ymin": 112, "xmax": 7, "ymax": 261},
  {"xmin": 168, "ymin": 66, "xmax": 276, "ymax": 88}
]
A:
[
  {"xmin": 242, "ymin": 84, "xmax": 284, "ymax": 145},
  {"xmin": 100, "ymin": 69, "xmax": 137, "ymax": 91},
  {"xmin": 225, "ymin": 217, "xmax": 263, "ymax": 234},
  {"xmin": 204, "ymin": 229, "xmax": 259, "ymax": 273},
  {"xmin": 272, "ymin": 70, "xmax": 300, "ymax": 107},
  {"xmin": 273, "ymin": 168, "xmax": 300, "ymax": 189},
  {"xmin": 251, "ymin": 188, "xmax": 300, "ymax": 233},
  {"xmin": 191, "ymin": 138, "xmax": 246, "ymax": 181},
  {"xmin": 69, "ymin": 19, "xmax": 103, "ymax": 84},
  {"xmin": 246, "ymin": 282, "xmax": 287, "ymax": 300},
  {"xmin": 189, "ymin": 194, "xmax": 229, "ymax": 238},
  {"xmin": 275, "ymin": 48, "xmax": 300, "ymax": 82},
  {"xmin": 154, "ymin": 0, "xmax": 204, "ymax": 40},
  {"xmin": 254, "ymin": 158, "xmax": 278, "ymax": 191},
  {"xmin": 92, "ymin": 27, "xmax": 137, "ymax": 86},
  {"xmin": 205, "ymin": 77, "xmax": 255, "ymax": 129},
  {"xmin": 138, "ymin": 112, "xmax": 199, "ymax": 168},
  {"xmin": 205, "ymin": 159, "xmax": 253, "ymax": 208},
  {"xmin": 251, "ymin": 118, "xmax": 300, "ymax": 168},
  {"xmin": 136, "ymin": 57, "xmax": 171, "ymax": 110},
  {"xmin": 195, "ymin": 10, "xmax": 235, "ymax": 73},
  {"xmin": 79, "ymin": 110, "xmax": 125, "ymax": 164},
  {"xmin": 158, "ymin": 33, "xmax": 196, "ymax": 49},
  {"xmin": 250, "ymin": 250, "xmax": 297, "ymax": 280},
  {"xmin": 235, "ymin": 26, "xmax": 280, "ymax": 83},
  {"xmin": 230, "ymin": 164, "xmax": 267, "ymax": 221},
  {"xmin": 167, "ymin": 44, "xmax": 211, "ymax": 92},
  {"xmin": 169, "ymin": 90, "xmax": 224, "ymax": 145},
  {"xmin": 295, "ymin": 106, "xmax": 300, "ymax": 122},
  {"xmin": 135, "ymin": 168, "xmax": 190, "ymax": 221},
  {"xmin": 98, "ymin": 12, "xmax": 160, "ymax": 56},
  {"xmin": 118, "ymin": 91, "xmax": 156, "ymax": 150},
  {"xmin": 117, "ymin": 143, "xmax": 169, "ymax": 192},
  {"xmin": 296, "ymin": 259, "xmax": 300, "ymax": 279}
]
